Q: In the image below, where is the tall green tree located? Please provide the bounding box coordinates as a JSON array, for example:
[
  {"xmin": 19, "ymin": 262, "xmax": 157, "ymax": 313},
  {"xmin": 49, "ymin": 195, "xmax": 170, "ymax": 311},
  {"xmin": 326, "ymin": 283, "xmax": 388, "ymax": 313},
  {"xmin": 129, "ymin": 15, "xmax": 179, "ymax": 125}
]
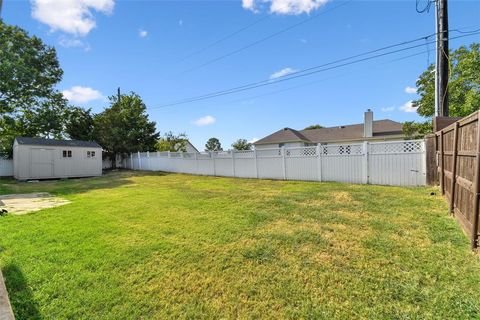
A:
[
  {"xmin": 205, "ymin": 137, "xmax": 222, "ymax": 151},
  {"xmin": 156, "ymin": 132, "xmax": 188, "ymax": 152},
  {"xmin": 95, "ymin": 92, "xmax": 159, "ymax": 167},
  {"xmin": 0, "ymin": 21, "xmax": 67, "ymax": 156},
  {"xmin": 231, "ymin": 139, "xmax": 252, "ymax": 150},
  {"xmin": 404, "ymin": 43, "xmax": 480, "ymax": 138},
  {"xmin": 304, "ymin": 124, "xmax": 323, "ymax": 130},
  {"xmin": 65, "ymin": 106, "xmax": 96, "ymax": 141}
]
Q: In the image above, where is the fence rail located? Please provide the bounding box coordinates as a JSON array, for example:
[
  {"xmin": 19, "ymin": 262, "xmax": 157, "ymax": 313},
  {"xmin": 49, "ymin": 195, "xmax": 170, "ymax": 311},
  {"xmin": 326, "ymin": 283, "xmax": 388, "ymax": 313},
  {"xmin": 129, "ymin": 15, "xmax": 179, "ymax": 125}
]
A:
[
  {"xmin": 435, "ymin": 111, "xmax": 480, "ymax": 249},
  {"xmin": 126, "ymin": 140, "xmax": 426, "ymax": 187}
]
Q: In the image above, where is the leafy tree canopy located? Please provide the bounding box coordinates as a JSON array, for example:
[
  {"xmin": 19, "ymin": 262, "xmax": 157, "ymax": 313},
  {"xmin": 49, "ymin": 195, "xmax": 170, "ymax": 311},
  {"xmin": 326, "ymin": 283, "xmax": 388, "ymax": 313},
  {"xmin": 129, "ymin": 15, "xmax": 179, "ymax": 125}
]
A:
[
  {"xmin": 304, "ymin": 124, "xmax": 323, "ymax": 130},
  {"xmin": 0, "ymin": 21, "xmax": 67, "ymax": 157},
  {"xmin": 231, "ymin": 138, "xmax": 252, "ymax": 150},
  {"xmin": 65, "ymin": 106, "xmax": 95, "ymax": 141},
  {"xmin": 404, "ymin": 43, "xmax": 480, "ymax": 138},
  {"xmin": 94, "ymin": 92, "xmax": 159, "ymax": 166},
  {"xmin": 156, "ymin": 131, "xmax": 188, "ymax": 152},
  {"xmin": 205, "ymin": 137, "xmax": 222, "ymax": 151}
]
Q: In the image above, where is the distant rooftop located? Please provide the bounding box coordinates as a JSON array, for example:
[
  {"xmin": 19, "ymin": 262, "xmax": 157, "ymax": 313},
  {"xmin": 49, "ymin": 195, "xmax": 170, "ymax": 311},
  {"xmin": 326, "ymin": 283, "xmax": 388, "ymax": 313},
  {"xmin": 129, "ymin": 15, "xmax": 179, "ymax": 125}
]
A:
[
  {"xmin": 254, "ymin": 119, "xmax": 403, "ymax": 145},
  {"xmin": 15, "ymin": 137, "xmax": 102, "ymax": 148}
]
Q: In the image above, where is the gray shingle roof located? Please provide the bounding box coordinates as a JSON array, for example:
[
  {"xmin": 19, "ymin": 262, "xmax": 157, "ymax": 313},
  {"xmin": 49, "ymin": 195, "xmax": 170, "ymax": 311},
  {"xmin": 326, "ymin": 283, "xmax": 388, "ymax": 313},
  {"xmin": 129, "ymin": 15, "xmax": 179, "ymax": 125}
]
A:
[
  {"xmin": 254, "ymin": 120, "xmax": 403, "ymax": 145},
  {"xmin": 15, "ymin": 137, "xmax": 102, "ymax": 148}
]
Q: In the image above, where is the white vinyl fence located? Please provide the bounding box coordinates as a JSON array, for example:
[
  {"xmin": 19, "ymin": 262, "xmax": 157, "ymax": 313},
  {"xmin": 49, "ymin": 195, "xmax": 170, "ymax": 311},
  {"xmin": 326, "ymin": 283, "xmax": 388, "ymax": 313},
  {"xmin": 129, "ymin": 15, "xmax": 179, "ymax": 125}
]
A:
[
  {"xmin": 125, "ymin": 140, "xmax": 426, "ymax": 186},
  {"xmin": 0, "ymin": 159, "xmax": 13, "ymax": 177}
]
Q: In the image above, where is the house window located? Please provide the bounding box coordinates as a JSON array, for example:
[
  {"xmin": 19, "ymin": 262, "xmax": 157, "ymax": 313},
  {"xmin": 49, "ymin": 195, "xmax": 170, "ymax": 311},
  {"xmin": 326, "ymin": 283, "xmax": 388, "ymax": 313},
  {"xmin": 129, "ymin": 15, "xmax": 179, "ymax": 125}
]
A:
[
  {"xmin": 87, "ymin": 151, "xmax": 96, "ymax": 158},
  {"xmin": 62, "ymin": 150, "xmax": 72, "ymax": 158}
]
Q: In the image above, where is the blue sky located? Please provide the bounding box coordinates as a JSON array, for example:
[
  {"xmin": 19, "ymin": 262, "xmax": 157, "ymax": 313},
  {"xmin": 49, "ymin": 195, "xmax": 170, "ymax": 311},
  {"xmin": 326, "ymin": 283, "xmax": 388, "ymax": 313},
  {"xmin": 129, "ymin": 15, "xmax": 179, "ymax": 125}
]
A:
[{"xmin": 4, "ymin": 0, "xmax": 480, "ymax": 150}]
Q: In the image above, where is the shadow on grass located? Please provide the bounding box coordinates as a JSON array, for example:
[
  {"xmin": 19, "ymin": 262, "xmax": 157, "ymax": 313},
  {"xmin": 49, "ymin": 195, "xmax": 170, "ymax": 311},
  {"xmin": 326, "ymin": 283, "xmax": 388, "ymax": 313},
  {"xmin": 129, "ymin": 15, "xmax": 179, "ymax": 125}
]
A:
[
  {"xmin": 0, "ymin": 170, "xmax": 172, "ymax": 197},
  {"xmin": 2, "ymin": 264, "xmax": 42, "ymax": 320}
]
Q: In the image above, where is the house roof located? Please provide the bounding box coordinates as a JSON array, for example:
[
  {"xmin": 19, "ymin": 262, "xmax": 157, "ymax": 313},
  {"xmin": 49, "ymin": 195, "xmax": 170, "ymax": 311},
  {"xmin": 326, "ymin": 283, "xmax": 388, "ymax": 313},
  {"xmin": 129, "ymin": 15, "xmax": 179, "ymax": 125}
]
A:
[
  {"xmin": 15, "ymin": 137, "xmax": 102, "ymax": 148},
  {"xmin": 254, "ymin": 120, "xmax": 403, "ymax": 145}
]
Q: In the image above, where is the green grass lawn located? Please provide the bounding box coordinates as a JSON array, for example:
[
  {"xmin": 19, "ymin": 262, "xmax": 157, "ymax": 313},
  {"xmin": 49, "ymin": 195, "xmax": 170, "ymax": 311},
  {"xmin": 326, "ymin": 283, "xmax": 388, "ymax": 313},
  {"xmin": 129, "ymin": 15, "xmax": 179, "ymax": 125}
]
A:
[{"xmin": 0, "ymin": 171, "xmax": 479, "ymax": 319}]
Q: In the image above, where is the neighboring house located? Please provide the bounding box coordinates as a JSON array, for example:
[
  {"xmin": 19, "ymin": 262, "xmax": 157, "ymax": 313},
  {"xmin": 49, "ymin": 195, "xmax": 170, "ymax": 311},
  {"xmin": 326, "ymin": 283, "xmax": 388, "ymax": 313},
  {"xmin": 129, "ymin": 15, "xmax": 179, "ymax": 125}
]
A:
[
  {"xmin": 184, "ymin": 140, "xmax": 200, "ymax": 153},
  {"xmin": 254, "ymin": 110, "xmax": 405, "ymax": 149},
  {"xmin": 13, "ymin": 137, "xmax": 102, "ymax": 180}
]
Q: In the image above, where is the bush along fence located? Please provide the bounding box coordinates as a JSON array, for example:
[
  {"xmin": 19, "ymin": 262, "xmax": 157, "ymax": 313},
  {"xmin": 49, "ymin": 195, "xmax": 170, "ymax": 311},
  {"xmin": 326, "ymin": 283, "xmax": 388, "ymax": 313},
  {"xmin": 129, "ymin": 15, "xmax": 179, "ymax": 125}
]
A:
[
  {"xmin": 125, "ymin": 140, "xmax": 426, "ymax": 187},
  {"xmin": 433, "ymin": 111, "xmax": 480, "ymax": 250}
]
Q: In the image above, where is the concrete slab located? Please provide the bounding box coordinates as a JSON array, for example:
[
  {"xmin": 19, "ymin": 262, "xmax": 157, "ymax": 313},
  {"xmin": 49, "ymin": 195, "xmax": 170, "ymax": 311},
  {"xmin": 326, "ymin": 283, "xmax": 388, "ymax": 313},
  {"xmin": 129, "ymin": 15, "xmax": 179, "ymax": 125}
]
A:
[{"xmin": 0, "ymin": 193, "xmax": 70, "ymax": 215}]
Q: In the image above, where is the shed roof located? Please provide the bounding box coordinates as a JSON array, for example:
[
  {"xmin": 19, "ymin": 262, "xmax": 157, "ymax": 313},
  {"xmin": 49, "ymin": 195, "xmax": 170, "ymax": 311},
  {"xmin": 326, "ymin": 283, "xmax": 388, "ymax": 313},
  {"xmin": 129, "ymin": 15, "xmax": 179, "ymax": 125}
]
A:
[
  {"xmin": 15, "ymin": 137, "xmax": 102, "ymax": 148},
  {"xmin": 254, "ymin": 120, "xmax": 403, "ymax": 145}
]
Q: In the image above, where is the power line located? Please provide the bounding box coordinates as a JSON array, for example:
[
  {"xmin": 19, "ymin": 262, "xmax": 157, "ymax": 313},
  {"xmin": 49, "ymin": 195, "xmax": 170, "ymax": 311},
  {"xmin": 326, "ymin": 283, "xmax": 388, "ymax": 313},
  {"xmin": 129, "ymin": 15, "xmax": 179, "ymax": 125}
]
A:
[
  {"xmin": 179, "ymin": 0, "xmax": 352, "ymax": 75},
  {"xmin": 150, "ymin": 29, "xmax": 479, "ymax": 109},
  {"xmin": 178, "ymin": 15, "xmax": 270, "ymax": 63}
]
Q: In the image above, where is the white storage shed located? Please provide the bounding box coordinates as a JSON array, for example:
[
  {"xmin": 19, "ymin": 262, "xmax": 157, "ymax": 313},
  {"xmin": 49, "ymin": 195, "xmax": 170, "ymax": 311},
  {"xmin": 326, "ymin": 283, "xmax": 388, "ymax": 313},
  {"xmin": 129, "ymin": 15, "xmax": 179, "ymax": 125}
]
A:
[{"xmin": 13, "ymin": 137, "xmax": 103, "ymax": 180}]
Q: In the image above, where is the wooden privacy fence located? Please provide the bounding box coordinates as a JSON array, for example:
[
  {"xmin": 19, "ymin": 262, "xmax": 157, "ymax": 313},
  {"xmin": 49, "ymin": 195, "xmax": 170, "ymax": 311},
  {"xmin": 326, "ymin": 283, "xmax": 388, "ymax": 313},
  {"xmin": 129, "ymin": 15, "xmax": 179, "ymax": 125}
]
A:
[
  {"xmin": 126, "ymin": 140, "xmax": 426, "ymax": 187},
  {"xmin": 435, "ymin": 111, "xmax": 480, "ymax": 249}
]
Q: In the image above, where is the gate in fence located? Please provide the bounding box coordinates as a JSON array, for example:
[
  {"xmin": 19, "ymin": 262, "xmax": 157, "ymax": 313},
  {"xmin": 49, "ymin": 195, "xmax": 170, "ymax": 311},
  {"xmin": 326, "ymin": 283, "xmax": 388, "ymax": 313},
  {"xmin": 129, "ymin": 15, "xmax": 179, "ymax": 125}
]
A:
[{"xmin": 126, "ymin": 140, "xmax": 426, "ymax": 187}]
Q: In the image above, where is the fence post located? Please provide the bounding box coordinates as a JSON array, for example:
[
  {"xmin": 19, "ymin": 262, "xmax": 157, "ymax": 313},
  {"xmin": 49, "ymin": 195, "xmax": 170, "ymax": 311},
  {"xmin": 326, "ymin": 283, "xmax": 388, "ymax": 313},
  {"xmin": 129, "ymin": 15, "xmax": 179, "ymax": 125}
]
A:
[
  {"xmin": 232, "ymin": 150, "xmax": 236, "ymax": 177},
  {"xmin": 194, "ymin": 152, "xmax": 198, "ymax": 175},
  {"xmin": 450, "ymin": 122, "xmax": 459, "ymax": 213},
  {"xmin": 316, "ymin": 144, "xmax": 322, "ymax": 182},
  {"xmin": 362, "ymin": 141, "xmax": 369, "ymax": 184},
  {"xmin": 138, "ymin": 151, "xmax": 142, "ymax": 170},
  {"xmin": 212, "ymin": 152, "xmax": 216, "ymax": 176},
  {"xmin": 146, "ymin": 151, "xmax": 150, "ymax": 171},
  {"xmin": 130, "ymin": 153, "xmax": 133, "ymax": 170},
  {"xmin": 440, "ymin": 131, "xmax": 445, "ymax": 195},
  {"xmin": 282, "ymin": 146, "xmax": 287, "ymax": 180},
  {"xmin": 254, "ymin": 149, "xmax": 258, "ymax": 178},
  {"xmin": 471, "ymin": 115, "xmax": 480, "ymax": 250}
]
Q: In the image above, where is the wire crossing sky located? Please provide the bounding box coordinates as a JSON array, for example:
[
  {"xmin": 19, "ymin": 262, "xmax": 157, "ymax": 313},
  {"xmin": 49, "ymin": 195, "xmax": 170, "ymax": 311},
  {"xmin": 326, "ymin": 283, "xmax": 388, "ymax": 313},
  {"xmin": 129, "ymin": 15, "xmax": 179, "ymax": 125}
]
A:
[{"xmin": 4, "ymin": 0, "xmax": 480, "ymax": 149}]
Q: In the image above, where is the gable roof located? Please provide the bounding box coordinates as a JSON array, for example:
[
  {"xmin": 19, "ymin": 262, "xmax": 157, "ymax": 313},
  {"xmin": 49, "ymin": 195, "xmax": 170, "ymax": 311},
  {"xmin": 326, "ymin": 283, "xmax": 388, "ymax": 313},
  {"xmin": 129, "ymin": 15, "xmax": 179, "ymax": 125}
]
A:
[
  {"xmin": 15, "ymin": 137, "xmax": 102, "ymax": 148},
  {"xmin": 254, "ymin": 120, "xmax": 403, "ymax": 145}
]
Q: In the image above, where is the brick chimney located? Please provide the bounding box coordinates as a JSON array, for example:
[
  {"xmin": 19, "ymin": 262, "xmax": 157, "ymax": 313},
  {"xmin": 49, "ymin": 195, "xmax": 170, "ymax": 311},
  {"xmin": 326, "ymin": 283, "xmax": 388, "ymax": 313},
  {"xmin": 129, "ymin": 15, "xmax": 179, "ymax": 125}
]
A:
[{"xmin": 364, "ymin": 109, "xmax": 373, "ymax": 138}]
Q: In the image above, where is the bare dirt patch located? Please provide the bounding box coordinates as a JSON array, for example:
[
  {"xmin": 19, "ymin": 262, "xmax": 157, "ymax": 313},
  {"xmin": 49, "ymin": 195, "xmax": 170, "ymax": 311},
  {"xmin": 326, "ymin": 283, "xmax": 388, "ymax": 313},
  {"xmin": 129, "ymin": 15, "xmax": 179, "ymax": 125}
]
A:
[{"xmin": 0, "ymin": 193, "xmax": 70, "ymax": 215}]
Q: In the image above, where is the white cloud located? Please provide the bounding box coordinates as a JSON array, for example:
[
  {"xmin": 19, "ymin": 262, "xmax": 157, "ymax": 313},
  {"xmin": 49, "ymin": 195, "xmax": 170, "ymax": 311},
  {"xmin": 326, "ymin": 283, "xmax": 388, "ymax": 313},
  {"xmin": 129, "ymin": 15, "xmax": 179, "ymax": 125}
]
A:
[
  {"xmin": 192, "ymin": 115, "xmax": 216, "ymax": 126},
  {"xmin": 31, "ymin": 0, "xmax": 114, "ymax": 36},
  {"xmin": 381, "ymin": 106, "xmax": 395, "ymax": 112},
  {"xmin": 399, "ymin": 100, "xmax": 418, "ymax": 113},
  {"xmin": 405, "ymin": 86, "xmax": 417, "ymax": 94},
  {"xmin": 269, "ymin": 67, "xmax": 297, "ymax": 80},
  {"xmin": 58, "ymin": 36, "xmax": 91, "ymax": 51},
  {"xmin": 248, "ymin": 137, "xmax": 259, "ymax": 144},
  {"xmin": 138, "ymin": 29, "xmax": 148, "ymax": 38},
  {"xmin": 62, "ymin": 86, "xmax": 103, "ymax": 103},
  {"xmin": 243, "ymin": 0, "xmax": 328, "ymax": 15},
  {"xmin": 178, "ymin": 19, "xmax": 183, "ymax": 27}
]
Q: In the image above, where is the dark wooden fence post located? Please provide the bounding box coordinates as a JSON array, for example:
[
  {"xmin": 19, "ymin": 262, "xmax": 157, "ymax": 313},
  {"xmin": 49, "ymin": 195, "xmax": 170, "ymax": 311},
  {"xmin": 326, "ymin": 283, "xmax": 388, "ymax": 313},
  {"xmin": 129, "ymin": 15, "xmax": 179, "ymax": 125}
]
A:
[
  {"xmin": 440, "ymin": 131, "xmax": 445, "ymax": 195},
  {"xmin": 450, "ymin": 122, "xmax": 459, "ymax": 213},
  {"xmin": 425, "ymin": 134, "xmax": 438, "ymax": 185},
  {"xmin": 471, "ymin": 115, "xmax": 480, "ymax": 250}
]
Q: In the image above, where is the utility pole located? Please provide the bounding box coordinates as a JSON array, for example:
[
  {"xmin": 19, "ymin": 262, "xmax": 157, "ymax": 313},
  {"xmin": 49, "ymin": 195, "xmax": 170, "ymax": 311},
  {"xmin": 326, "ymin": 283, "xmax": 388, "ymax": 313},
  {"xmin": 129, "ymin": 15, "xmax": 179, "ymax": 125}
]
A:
[
  {"xmin": 117, "ymin": 87, "xmax": 121, "ymax": 102},
  {"xmin": 436, "ymin": 0, "xmax": 449, "ymax": 116},
  {"xmin": 0, "ymin": 0, "xmax": 3, "ymax": 19}
]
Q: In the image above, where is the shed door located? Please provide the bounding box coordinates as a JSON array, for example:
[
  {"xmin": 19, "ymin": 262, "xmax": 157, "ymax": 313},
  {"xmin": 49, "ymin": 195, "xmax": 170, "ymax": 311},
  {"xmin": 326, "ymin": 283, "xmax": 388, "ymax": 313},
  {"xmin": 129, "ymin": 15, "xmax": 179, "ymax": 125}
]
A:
[{"xmin": 29, "ymin": 148, "xmax": 54, "ymax": 178}]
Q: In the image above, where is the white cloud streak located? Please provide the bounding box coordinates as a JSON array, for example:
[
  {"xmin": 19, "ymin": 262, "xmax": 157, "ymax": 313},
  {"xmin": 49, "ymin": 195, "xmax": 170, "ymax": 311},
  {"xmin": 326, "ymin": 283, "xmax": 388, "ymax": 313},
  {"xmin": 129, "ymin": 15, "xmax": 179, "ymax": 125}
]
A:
[
  {"xmin": 192, "ymin": 115, "xmax": 216, "ymax": 126},
  {"xmin": 62, "ymin": 86, "xmax": 103, "ymax": 103},
  {"xmin": 405, "ymin": 86, "xmax": 417, "ymax": 94},
  {"xmin": 243, "ymin": 0, "xmax": 328, "ymax": 15},
  {"xmin": 399, "ymin": 100, "xmax": 418, "ymax": 113},
  {"xmin": 31, "ymin": 0, "xmax": 114, "ymax": 36},
  {"xmin": 381, "ymin": 106, "xmax": 395, "ymax": 112},
  {"xmin": 138, "ymin": 29, "xmax": 148, "ymax": 38},
  {"xmin": 269, "ymin": 67, "xmax": 297, "ymax": 80}
]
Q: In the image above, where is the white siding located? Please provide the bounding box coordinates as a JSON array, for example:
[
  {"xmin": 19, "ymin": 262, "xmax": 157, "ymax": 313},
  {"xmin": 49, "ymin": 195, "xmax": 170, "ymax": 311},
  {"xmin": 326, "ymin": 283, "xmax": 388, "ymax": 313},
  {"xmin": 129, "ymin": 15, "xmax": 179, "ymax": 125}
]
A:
[{"xmin": 14, "ymin": 144, "xmax": 102, "ymax": 180}]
